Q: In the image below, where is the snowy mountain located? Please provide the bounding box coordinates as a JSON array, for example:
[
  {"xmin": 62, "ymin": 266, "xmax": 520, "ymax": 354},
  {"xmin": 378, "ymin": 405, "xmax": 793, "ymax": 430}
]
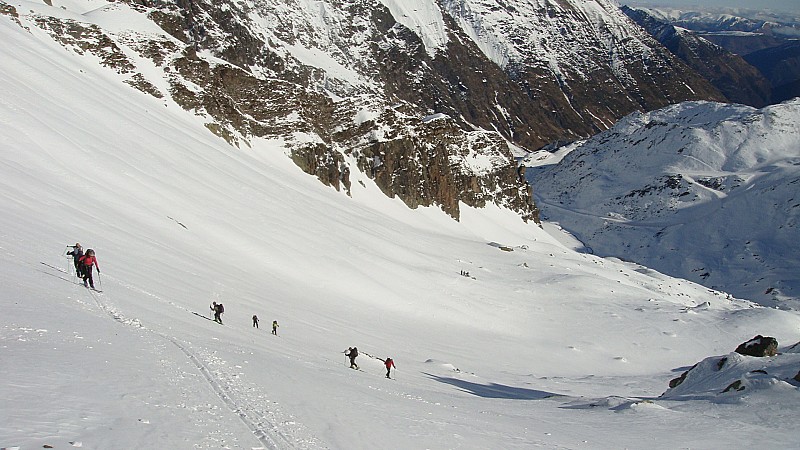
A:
[
  {"xmin": 0, "ymin": 0, "xmax": 726, "ymax": 221},
  {"xmin": 626, "ymin": 5, "xmax": 800, "ymax": 37},
  {"xmin": 528, "ymin": 100, "xmax": 800, "ymax": 310},
  {"xmin": 622, "ymin": 6, "xmax": 772, "ymax": 107},
  {"xmin": 623, "ymin": 4, "xmax": 800, "ymax": 103},
  {"xmin": 2, "ymin": 1, "xmax": 800, "ymax": 448}
]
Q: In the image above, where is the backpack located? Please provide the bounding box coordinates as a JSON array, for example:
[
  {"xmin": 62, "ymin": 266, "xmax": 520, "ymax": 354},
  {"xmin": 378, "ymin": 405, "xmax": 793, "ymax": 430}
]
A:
[{"xmin": 218, "ymin": 303, "xmax": 224, "ymax": 313}]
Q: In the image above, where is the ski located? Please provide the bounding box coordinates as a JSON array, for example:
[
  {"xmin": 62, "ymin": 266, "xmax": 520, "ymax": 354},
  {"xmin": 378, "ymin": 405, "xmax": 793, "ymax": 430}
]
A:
[{"xmin": 40, "ymin": 261, "xmax": 67, "ymax": 273}]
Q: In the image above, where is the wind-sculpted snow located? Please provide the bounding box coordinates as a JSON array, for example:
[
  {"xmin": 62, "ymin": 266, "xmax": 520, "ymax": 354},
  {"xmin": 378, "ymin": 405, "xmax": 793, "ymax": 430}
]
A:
[{"xmin": 530, "ymin": 99, "xmax": 800, "ymax": 309}]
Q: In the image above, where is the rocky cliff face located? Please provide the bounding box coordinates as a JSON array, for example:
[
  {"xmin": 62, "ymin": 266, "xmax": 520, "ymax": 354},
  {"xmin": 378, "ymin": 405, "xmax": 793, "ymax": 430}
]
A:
[
  {"xmin": 1, "ymin": 0, "xmax": 725, "ymax": 221},
  {"xmin": 623, "ymin": 6, "xmax": 772, "ymax": 107}
]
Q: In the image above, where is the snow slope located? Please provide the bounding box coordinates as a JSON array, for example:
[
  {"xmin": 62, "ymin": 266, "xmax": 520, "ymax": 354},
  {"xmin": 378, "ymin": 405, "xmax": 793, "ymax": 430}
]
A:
[{"xmin": 2, "ymin": 6, "xmax": 800, "ymax": 450}]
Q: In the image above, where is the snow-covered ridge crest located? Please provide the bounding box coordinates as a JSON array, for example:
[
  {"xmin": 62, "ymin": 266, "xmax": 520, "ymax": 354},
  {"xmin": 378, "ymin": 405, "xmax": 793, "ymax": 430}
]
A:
[{"xmin": 531, "ymin": 99, "xmax": 800, "ymax": 309}]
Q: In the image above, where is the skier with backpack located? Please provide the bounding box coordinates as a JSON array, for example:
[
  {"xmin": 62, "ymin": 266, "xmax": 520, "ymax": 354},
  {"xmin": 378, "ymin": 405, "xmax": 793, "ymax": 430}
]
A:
[
  {"xmin": 77, "ymin": 249, "xmax": 99, "ymax": 289},
  {"xmin": 210, "ymin": 302, "xmax": 224, "ymax": 324},
  {"xmin": 382, "ymin": 357, "xmax": 396, "ymax": 379},
  {"xmin": 252, "ymin": 314, "xmax": 259, "ymax": 328},
  {"xmin": 344, "ymin": 347, "xmax": 359, "ymax": 369},
  {"xmin": 66, "ymin": 243, "xmax": 83, "ymax": 277}
]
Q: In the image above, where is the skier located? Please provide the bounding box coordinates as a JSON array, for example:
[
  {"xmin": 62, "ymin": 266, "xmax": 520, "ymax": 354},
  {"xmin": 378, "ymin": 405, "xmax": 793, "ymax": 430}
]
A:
[
  {"xmin": 66, "ymin": 243, "xmax": 84, "ymax": 277},
  {"xmin": 383, "ymin": 357, "xmax": 396, "ymax": 379},
  {"xmin": 77, "ymin": 249, "xmax": 99, "ymax": 289},
  {"xmin": 345, "ymin": 347, "xmax": 359, "ymax": 369},
  {"xmin": 272, "ymin": 320, "xmax": 279, "ymax": 335},
  {"xmin": 252, "ymin": 314, "xmax": 259, "ymax": 328},
  {"xmin": 214, "ymin": 303, "xmax": 224, "ymax": 324}
]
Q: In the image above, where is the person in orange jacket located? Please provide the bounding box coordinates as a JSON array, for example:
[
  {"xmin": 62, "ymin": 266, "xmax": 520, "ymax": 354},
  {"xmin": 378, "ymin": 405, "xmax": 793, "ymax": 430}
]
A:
[
  {"xmin": 78, "ymin": 249, "xmax": 100, "ymax": 289},
  {"xmin": 383, "ymin": 357, "xmax": 396, "ymax": 379}
]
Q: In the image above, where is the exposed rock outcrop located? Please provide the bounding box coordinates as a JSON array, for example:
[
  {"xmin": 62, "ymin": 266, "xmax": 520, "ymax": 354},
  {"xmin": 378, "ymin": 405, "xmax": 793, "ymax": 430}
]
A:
[
  {"xmin": 668, "ymin": 364, "xmax": 696, "ymax": 389},
  {"xmin": 735, "ymin": 335, "xmax": 779, "ymax": 357}
]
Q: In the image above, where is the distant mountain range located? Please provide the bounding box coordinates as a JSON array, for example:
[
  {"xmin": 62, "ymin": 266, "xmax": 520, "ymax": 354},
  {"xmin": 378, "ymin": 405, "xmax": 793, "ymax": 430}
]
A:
[
  {"xmin": 622, "ymin": 6, "xmax": 772, "ymax": 107},
  {"xmin": 625, "ymin": 5, "xmax": 800, "ymax": 104}
]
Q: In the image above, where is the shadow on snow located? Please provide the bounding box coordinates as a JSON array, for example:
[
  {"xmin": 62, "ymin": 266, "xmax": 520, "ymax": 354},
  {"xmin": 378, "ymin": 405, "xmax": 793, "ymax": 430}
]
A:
[{"xmin": 424, "ymin": 373, "xmax": 559, "ymax": 400}]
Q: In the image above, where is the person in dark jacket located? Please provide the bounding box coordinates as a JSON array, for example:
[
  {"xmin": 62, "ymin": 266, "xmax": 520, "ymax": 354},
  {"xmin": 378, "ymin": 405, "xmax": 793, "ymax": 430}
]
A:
[
  {"xmin": 252, "ymin": 315, "xmax": 259, "ymax": 328},
  {"xmin": 345, "ymin": 347, "xmax": 359, "ymax": 369},
  {"xmin": 272, "ymin": 320, "xmax": 279, "ymax": 335},
  {"xmin": 212, "ymin": 303, "xmax": 224, "ymax": 324},
  {"xmin": 66, "ymin": 243, "xmax": 84, "ymax": 277},
  {"xmin": 383, "ymin": 357, "xmax": 396, "ymax": 379},
  {"xmin": 78, "ymin": 249, "xmax": 99, "ymax": 289}
]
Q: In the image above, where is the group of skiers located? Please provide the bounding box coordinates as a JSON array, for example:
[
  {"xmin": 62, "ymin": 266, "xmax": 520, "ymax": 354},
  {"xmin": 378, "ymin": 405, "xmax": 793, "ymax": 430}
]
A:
[
  {"xmin": 209, "ymin": 304, "xmax": 281, "ymax": 336},
  {"xmin": 252, "ymin": 314, "xmax": 279, "ymax": 335},
  {"xmin": 345, "ymin": 347, "xmax": 396, "ymax": 378},
  {"xmin": 66, "ymin": 243, "xmax": 100, "ymax": 289},
  {"xmin": 65, "ymin": 242, "xmax": 397, "ymax": 379}
]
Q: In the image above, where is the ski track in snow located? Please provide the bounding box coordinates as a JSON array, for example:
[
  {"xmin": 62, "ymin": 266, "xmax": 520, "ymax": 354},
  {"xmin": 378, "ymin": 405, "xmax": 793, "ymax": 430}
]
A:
[{"xmin": 41, "ymin": 261, "xmax": 322, "ymax": 449}]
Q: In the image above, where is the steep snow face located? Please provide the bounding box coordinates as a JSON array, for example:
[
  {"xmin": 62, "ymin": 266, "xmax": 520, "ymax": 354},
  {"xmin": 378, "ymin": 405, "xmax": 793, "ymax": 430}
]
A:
[
  {"xmin": 237, "ymin": 0, "xmax": 385, "ymax": 93},
  {"xmin": 377, "ymin": 0, "xmax": 449, "ymax": 56},
  {"xmin": 529, "ymin": 100, "xmax": 800, "ymax": 309},
  {"xmin": 442, "ymin": 0, "xmax": 654, "ymax": 78}
]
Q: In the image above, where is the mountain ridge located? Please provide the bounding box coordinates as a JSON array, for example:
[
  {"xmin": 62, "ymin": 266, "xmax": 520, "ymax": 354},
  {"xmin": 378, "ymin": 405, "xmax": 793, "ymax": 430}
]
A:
[
  {"xmin": 529, "ymin": 99, "xmax": 800, "ymax": 309},
  {"xmin": 1, "ymin": 0, "xmax": 726, "ymax": 221}
]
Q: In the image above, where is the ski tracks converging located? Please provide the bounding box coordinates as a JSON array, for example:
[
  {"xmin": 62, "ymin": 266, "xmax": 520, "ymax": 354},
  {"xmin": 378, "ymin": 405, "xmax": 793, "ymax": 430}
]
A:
[{"xmin": 40, "ymin": 261, "xmax": 323, "ymax": 449}]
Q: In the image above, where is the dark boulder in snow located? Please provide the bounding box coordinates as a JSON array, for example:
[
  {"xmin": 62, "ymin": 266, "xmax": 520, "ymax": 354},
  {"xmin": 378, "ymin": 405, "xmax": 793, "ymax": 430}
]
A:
[
  {"xmin": 722, "ymin": 380, "xmax": 746, "ymax": 393},
  {"xmin": 669, "ymin": 363, "xmax": 696, "ymax": 389},
  {"xmin": 735, "ymin": 335, "xmax": 778, "ymax": 357}
]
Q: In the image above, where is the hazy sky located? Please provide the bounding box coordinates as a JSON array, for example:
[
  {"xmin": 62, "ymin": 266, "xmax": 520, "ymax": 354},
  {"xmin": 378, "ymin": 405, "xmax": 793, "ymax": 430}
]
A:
[{"xmin": 622, "ymin": 0, "xmax": 800, "ymax": 15}]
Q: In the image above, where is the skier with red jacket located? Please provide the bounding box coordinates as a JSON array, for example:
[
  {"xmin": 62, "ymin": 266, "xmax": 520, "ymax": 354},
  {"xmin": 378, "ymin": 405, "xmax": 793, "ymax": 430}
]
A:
[
  {"xmin": 383, "ymin": 357, "xmax": 396, "ymax": 379},
  {"xmin": 78, "ymin": 249, "xmax": 100, "ymax": 289}
]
